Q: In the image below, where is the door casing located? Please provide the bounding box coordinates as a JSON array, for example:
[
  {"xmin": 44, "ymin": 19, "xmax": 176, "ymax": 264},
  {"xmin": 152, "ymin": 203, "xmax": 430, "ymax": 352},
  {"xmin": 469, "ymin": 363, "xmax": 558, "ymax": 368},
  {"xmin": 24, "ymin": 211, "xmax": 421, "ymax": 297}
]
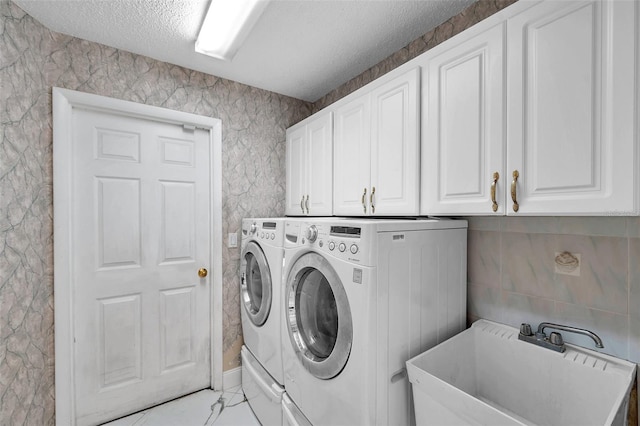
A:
[{"xmin": 52, "ymin": 87, "xmax": 223, "ymax": 426}]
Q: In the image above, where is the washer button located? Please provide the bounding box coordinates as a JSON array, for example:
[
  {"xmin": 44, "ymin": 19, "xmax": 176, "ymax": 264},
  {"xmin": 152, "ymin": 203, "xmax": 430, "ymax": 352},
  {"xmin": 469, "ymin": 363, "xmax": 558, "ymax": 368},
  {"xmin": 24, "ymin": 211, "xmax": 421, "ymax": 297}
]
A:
[
  {"xmin": 271, "ymin": 233, "xmax": 275, "ymax": 240},
  {"xmin": 350, "ymin": 244, "xmax": 358, "ymax": 254},
  {"xmin": 319, "ymin": 240, "xmax": 324, "ymax": 248},
  {"xmin": 260, "ymin": 232, "xmax": 265, "ymax": 238},
  {"xmin": 328, "ymin": 241, "xmax": 335, "ymax": 251},
  {"xmin": 338, "ymin": 243, "xmax": 346, "ymax": 252}
]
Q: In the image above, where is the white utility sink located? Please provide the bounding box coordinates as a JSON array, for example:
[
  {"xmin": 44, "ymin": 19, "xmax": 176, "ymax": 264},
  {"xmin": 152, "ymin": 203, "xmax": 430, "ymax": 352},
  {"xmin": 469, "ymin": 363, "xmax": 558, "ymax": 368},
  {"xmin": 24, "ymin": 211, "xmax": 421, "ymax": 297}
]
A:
[{"xmin": 407, "ymin": 320, "xmax": 636, "ymax": 426}]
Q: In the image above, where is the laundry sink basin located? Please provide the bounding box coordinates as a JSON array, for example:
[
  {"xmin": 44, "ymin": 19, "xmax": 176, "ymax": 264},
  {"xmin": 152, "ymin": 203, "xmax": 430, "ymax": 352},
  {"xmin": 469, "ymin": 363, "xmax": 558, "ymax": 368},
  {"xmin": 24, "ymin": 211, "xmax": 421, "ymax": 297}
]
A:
[{"xmin": 407, "ymin": 320, "xmax": 636, "ymax": 426}]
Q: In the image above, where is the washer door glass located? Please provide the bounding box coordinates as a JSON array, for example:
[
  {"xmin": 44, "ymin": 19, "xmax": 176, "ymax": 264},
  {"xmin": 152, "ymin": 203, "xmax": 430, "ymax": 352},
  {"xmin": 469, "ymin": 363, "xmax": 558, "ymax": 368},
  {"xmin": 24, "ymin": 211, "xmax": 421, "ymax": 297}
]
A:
[
  {"xmin": 241, "ymin": 241, "xmax": 272, "ymax": 326},
  {"xmin": 297, "ymin": 269, "xmax": 338, "ymax": 358},
  {"xmin": 286, "ymin": 252, "xmax": 352, "ymax": 379}
]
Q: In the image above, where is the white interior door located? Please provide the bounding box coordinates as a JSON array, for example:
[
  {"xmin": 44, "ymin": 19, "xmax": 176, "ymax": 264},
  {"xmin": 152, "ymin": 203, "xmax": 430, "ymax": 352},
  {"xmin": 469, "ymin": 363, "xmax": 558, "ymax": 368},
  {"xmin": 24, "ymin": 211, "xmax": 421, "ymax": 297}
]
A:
[{"xmin": 70, "ymin": 108, "xmax": 211, "ymax": 425}]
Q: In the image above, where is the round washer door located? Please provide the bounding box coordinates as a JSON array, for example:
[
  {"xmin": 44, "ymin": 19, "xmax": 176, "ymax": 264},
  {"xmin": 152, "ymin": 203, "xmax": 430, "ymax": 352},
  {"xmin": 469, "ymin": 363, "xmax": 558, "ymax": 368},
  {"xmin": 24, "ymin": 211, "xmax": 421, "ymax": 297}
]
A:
[
  {"xmin": 285, "ymin": 252, "xmax": 353, "ymax": 379},
  {"xmin": 240, "ymin": 241, "xmax": 272, "ymax": 326}
]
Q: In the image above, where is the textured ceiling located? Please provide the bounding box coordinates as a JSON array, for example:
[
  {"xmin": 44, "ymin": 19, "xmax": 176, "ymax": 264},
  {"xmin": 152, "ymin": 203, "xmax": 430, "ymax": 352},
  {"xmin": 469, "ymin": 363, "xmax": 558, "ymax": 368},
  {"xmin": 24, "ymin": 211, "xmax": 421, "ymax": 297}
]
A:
[{"xmin": 13, "ymin": 0, "xmax": 475, "ymax": 102}]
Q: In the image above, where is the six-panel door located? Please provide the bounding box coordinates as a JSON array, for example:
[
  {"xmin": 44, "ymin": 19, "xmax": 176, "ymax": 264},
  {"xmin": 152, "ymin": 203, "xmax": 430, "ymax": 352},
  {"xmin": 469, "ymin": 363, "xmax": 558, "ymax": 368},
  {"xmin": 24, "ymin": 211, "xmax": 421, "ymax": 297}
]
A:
[{"xmin": 72, "ymin": 108, "xmax": 211, "ymax": 425}]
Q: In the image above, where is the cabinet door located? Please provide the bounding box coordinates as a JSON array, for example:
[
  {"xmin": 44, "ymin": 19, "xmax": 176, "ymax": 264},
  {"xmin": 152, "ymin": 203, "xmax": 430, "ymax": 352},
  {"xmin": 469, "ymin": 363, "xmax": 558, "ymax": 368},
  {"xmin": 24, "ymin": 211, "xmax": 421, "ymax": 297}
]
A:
[
  {"xmin": 421, "ymin": 23, "xmax": 506, "ymax": 215},
  {"xmin": 306, "ymin": 113, "xmax": 333, "ymax": 216},
  {"xmin": 507, "ymin": 0, "xmax": 637, "ymax": 215},
  {"xmin": 333, "ymin": 94, "xmax": 371, "ymax": 216},
  {"xmin": 285, "ymin": 125, "xmax": 307, "ymax": 216},
  {"xmin": 370, "ymin": 68, "xmax": 420, "ymax": 216}
]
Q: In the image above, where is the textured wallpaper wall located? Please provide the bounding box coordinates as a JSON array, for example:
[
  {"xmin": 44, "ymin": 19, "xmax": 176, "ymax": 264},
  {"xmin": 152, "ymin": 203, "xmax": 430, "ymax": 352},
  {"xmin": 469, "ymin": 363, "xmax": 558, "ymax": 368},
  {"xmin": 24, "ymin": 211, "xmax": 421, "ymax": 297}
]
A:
[{"xmin": 0, "ymin": 2, "xmax": 311, "ymax": 424}]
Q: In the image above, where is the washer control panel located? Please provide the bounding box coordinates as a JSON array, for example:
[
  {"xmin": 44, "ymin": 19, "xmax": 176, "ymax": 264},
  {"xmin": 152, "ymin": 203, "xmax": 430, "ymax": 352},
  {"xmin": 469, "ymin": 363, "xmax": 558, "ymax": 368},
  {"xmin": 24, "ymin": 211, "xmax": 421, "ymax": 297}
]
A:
[{"xmin": 285, "ymin": 221, "xmax": 366, "ymax": 263}]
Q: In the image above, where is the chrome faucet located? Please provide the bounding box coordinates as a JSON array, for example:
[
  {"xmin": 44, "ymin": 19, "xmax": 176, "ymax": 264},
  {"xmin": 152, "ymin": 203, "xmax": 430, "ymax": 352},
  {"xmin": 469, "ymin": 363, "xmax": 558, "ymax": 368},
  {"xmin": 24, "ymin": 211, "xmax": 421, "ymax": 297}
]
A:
[
  {"xmin": 538, "ymin": 322, "xmax": 604, "ymax": 348},
  {"xmin": 518, "ymin": 322, "xmax": 604, "ymax": 353}
]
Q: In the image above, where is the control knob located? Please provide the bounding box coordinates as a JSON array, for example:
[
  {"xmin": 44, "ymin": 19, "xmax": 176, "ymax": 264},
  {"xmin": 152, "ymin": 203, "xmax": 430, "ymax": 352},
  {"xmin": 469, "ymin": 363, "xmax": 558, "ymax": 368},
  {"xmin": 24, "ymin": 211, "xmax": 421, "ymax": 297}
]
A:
[
  {"xmin": 306, "ymin": 225, "xmax": 318, "ymax": 243},
  {"xmin": 249, "ymin": 222, "xmax": 257, "ymax": 235}
]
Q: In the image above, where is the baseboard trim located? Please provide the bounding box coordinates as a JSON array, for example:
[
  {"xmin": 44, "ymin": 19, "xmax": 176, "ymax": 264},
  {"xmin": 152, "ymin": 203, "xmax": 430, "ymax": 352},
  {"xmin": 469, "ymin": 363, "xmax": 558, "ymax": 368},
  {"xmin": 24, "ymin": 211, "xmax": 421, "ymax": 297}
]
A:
[{"xmin": 223, "ymin": 366, "xmax": 242, "ymax": 390}]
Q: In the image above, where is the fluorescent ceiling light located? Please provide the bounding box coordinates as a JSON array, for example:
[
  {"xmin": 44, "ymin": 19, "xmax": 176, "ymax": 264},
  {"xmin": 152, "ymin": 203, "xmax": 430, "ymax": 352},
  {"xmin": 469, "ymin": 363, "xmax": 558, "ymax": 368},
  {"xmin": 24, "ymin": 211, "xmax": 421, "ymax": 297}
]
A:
[{"xmin": 196, "ymin": 0, "xmax": 270, "ymax": 61}]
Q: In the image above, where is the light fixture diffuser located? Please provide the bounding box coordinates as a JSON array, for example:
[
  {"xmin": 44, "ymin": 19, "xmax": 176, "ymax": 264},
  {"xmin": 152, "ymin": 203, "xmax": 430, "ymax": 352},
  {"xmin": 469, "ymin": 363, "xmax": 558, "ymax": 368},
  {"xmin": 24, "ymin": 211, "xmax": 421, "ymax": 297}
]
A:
[{"xmin": 195, "ymin": 0, "xmax": 270, "ymax": 61}]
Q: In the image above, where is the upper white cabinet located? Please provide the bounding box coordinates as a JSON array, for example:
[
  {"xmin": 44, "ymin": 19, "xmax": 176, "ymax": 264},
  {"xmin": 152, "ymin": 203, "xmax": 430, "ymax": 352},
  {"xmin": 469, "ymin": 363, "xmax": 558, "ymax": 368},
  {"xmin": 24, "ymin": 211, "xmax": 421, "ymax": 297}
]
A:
[
  {"xmin": 420, "ymin": 22, "xmax": 506, "ymax": 215},
  {"xmin": 334, "ymin": 68, "xmax": 420, "ymax": 216},
  {"xmin": 421, "ymin": 0, "xmax": 638, "ymax": 215},
  {"xmin": 333, "ymin": 93, "xmax": 371, "ymax": 215},
  {"xmin": 285, "ymin": 112, "xmax": 333, "ymax": 216},
  {"xmin": 506, "ymin": 0, "xmax": 637, "ymax": 215}
]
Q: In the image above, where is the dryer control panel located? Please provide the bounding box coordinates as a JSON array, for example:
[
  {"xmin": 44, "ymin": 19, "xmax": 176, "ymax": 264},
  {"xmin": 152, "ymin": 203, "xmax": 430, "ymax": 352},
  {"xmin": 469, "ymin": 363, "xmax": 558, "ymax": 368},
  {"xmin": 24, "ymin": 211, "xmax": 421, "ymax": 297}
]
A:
[
  {"xmin": 241, "ymin": 218, "xmax": 285, "ymax": 248},
  {"xmin": 284, "ymin": 220, "xmax": 372, "ymax": 265}
]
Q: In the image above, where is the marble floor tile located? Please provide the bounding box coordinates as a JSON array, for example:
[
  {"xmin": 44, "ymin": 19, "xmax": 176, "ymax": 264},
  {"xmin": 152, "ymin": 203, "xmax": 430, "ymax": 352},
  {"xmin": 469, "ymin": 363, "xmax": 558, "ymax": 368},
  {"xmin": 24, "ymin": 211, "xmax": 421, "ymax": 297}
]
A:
[{"xmin": 103, "ymin": 387, "xmax": 259, "ymax": 426}]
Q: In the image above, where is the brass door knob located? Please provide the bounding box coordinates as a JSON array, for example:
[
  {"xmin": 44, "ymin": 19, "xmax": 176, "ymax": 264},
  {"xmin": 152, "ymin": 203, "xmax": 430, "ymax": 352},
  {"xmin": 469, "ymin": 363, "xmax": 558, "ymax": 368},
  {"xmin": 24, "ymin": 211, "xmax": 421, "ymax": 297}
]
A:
[{"xmin": 198, "ymin": 268, "xmax": 208, "ymax": 278}]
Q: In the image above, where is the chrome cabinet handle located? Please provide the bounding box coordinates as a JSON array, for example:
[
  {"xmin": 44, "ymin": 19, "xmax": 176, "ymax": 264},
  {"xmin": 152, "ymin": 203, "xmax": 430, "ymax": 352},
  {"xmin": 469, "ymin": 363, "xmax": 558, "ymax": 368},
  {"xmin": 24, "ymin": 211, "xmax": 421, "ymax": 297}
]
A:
[
  {"xmin": 511, "ymin": 170, "xmax": 519, "ymax": 212},
  {"xmin": 305, "ymin": 195, "xmax": 309, "ymax": 214},
  {"xmin": 491, "ymin": 172, "xmax": 499, "ymax": 212},
  {"xmin": 300, "ymin": 195, "xmax": 305, "ymax": 214},
  {"xmin": 361, "ymin": 188, "xmax": 367, "ymax": 214},
  {"xmin": 370, "ymin": 186, "xmax": 376, "ymax": 214}
]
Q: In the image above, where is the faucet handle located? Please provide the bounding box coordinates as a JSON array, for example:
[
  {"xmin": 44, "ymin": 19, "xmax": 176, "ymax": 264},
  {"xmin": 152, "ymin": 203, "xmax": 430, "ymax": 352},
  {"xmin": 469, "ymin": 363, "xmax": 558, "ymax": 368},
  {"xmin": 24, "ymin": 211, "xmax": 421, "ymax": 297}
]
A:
[
  {"xmin": 520, "ymin": 323, "xmax": 533, "ymax": 336},
  {"xmin": 549, "ymin": 332, "xmax": 564, "ymax": 346}
]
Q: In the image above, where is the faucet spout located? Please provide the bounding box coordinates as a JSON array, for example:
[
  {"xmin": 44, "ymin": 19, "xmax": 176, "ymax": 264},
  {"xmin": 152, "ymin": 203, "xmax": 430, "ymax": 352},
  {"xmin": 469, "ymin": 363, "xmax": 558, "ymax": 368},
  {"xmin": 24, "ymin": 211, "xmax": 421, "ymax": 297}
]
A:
[{"xmin": 537, "ymin": 322, "xmax": 604, "ymax": 348}]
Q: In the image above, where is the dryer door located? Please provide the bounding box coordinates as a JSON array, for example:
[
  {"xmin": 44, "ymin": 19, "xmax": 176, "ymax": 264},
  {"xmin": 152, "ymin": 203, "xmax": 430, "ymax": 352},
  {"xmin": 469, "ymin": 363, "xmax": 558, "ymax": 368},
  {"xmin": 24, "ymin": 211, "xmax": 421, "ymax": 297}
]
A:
[
  {"xmin": 241, "ymin": 241, "xmax": 272, "ymax": 326},
  {"xmin": 285, "ymin": 252, "xmax": 353, "ymax": 379}
]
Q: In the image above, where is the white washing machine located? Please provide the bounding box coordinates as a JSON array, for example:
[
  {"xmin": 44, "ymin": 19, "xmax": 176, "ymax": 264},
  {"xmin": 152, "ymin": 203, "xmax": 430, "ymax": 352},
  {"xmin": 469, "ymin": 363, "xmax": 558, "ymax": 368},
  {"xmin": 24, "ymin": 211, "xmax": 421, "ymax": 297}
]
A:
[
  {"xmin": 240, "ymin": 218, "xmax": 286, "ymax": 425},
  {"xmin": 281, "ymin": 218, "xmax": 468, "ymax": 426}
]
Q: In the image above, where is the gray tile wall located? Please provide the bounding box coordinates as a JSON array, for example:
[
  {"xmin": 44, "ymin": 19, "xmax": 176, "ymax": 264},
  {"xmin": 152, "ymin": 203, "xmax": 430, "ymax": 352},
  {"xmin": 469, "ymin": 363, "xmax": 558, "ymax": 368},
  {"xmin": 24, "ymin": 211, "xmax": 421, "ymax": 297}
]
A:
[{"xmin": 467, "ymin": 217, "xmax": 640, "ymax": 365}]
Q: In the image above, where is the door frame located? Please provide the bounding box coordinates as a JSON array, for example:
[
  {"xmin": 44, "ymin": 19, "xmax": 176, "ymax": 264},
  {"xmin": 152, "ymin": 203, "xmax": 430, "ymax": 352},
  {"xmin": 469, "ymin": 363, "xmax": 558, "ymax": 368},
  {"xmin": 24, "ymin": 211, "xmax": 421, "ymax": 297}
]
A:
[{"xmin": 52, "ymin": 87, "xmax": 223, "ymax": 425}]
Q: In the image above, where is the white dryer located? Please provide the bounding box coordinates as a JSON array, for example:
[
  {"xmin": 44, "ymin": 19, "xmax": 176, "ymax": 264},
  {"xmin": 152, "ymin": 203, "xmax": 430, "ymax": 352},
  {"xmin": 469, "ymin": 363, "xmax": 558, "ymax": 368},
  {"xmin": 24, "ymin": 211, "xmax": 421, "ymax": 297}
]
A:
[
  {"xmin": 281, "ymin": 218, "xmax": 468, "ymax": 426},
  {"xmin": 240, "ymin": 218, "xmax": 286, "ymax": 425}
]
